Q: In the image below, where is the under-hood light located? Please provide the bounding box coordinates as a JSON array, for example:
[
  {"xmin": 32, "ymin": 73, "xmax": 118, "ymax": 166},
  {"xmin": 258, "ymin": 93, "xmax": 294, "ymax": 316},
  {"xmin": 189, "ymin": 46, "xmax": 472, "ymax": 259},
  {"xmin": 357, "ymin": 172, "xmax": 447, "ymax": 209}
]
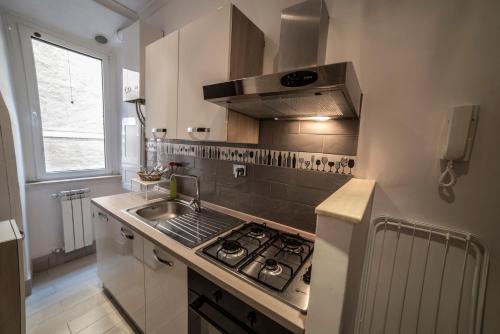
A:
[
  {"xmin": 273, "ymin": 116, "xmax": 332, "ymax": 122},
  {"xmin": 305, "ymin": 116, "xmax": 331, "ymax": 122}
]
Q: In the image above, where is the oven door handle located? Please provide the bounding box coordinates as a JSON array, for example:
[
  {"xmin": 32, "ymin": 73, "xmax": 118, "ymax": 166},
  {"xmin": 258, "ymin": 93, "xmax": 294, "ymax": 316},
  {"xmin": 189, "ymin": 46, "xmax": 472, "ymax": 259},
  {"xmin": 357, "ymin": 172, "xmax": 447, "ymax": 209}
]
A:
[{"xmin": 189, "ymin": 296, "xmax": 258, "ymax": 334}]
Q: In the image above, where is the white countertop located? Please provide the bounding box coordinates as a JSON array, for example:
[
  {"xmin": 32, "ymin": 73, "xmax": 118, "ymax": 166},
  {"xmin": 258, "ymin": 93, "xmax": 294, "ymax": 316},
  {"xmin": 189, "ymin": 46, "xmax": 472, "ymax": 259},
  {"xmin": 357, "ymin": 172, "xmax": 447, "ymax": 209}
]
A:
[
  {"xmin": 92, "ymin": 192, "xmax": 313, "ymax": 333},
  {"xmin": 315, "ymin": 178, "xmax": 376, "ymax": 224}
]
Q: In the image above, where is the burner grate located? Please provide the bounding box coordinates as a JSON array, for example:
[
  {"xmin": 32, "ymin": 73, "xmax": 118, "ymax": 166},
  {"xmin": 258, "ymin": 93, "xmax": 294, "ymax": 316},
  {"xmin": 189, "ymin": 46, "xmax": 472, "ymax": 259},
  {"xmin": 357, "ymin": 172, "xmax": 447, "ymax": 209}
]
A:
[
  {"xmin": 196, "ymin": 222, "xmax": 315, "ymax": 312},
  {"xmin": 201, "ymin": 222, "xmax": 278, "ymax": 268},
  {"xmin": 238, "ymin": 232, "xmax": 314, "ymax": 292},
  {"xmin": 273, "ymin": 234, "xmax": 312, "ymax": 263}
]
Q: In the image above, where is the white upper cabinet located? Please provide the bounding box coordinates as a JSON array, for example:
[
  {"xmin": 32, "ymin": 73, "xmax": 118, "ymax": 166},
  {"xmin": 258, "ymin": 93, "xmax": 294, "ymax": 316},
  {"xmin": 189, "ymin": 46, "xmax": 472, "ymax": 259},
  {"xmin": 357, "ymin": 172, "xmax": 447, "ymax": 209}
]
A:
[
  {"xmin": 177, "ymin": 6, "xmax": 232, "ymax": 141},
  {"xmin": 145, "ymin": 31, "xmax": 179, "ymax": 139},
  {"xmin": 121, "ymin": 21, "xmax": 163, "ymax": 102},
  {"xmin": 145, "ymin": 5, "xmax": 264, "ymax": 143}
]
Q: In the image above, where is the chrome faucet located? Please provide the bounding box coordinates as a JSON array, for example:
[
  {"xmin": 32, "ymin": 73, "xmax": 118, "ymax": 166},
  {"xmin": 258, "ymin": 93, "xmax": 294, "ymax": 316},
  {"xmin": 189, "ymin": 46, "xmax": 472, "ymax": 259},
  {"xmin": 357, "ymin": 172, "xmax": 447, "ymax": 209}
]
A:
[{"xmin": 169, "ymin": 173, "xmax": 201, "ymax": 212}]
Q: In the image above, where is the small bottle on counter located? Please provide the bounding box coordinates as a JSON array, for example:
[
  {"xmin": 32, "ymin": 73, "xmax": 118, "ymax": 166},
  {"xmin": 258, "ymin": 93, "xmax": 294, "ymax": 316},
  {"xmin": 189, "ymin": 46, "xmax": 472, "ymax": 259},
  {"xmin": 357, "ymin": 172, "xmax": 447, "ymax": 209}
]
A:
[{"xmin": 169, "ymin": 177, "xmax": 177, "ymax": 199}]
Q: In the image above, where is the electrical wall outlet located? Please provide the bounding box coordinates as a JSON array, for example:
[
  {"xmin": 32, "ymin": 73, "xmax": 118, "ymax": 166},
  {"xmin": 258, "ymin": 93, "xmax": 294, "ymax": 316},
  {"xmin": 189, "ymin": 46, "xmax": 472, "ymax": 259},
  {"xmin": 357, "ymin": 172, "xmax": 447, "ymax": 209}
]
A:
[{"xmin": 233, "ymin": 164, "xmax": 246, "ymax": 178}]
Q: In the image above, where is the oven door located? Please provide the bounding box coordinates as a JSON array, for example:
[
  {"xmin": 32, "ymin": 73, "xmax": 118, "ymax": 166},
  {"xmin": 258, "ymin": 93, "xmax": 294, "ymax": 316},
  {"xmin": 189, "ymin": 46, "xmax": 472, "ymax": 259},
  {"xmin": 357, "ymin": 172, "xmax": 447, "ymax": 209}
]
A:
[
  {"xmin": 189, "ymin": 294, "xmax": 257, "ymax": 334},
  {"xmin": 188, "ymin": 269, "xmax": 292, "ymax": 334}
]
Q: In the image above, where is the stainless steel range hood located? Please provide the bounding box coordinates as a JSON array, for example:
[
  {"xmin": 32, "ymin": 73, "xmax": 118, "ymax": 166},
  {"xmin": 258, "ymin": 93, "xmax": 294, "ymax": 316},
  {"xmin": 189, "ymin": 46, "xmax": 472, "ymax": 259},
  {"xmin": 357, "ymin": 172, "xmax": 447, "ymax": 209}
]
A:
[{"xmin": 203, "ymin": 0, "xmax": 363, "ymax": 120}]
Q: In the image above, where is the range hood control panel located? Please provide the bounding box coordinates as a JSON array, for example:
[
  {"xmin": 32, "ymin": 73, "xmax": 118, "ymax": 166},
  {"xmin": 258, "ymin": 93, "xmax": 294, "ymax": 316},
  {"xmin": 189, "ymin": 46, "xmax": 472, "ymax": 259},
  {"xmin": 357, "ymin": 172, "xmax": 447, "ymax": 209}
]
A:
[{"xmin": 281, "ymin": 71, "xmax": 318, "ymax": 87}]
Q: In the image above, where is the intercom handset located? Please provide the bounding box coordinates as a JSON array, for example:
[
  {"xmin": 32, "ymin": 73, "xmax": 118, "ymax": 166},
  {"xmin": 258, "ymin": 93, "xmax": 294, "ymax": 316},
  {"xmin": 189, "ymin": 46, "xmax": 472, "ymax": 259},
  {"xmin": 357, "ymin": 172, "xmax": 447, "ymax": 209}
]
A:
[{"xmin": 439, "ymin": 105, "xmax": 479, "ymax": 188}]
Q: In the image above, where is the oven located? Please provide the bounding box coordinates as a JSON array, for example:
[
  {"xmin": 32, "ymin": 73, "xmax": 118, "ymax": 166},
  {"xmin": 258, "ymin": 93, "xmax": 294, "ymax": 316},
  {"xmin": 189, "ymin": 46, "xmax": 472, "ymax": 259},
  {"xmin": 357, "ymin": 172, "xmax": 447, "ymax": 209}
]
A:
[{"xmin": 188, "ymin": 269, "xmax": 292, "ymax": 334}]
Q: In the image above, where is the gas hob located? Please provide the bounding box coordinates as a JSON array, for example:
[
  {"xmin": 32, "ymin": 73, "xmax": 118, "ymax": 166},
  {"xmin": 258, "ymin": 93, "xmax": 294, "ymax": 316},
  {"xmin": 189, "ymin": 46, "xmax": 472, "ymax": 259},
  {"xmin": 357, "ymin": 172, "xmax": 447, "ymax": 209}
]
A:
[{"xmin": 196, "ymin": 222, "xmax": 313, "ymax": 313}]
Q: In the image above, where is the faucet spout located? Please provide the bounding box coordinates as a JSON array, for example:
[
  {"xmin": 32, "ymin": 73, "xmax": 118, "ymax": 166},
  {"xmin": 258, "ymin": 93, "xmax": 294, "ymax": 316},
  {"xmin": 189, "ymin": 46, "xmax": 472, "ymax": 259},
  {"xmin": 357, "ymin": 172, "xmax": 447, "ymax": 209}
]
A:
[{"xmin": 169, "ymin": 173, "xmax": 201, "ymax": 212}]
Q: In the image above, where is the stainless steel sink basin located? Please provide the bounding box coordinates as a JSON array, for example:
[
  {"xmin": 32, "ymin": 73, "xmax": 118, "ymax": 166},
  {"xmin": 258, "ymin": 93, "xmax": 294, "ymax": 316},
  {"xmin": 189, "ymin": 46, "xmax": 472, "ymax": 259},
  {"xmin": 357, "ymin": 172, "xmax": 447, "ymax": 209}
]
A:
[
  {"xmin": 134, "ymin": 199, "xmax": 193, "ymax": 221},
  {"xmin": 126, "ymin": 199, "xmax": 244, "ymax": 248}
]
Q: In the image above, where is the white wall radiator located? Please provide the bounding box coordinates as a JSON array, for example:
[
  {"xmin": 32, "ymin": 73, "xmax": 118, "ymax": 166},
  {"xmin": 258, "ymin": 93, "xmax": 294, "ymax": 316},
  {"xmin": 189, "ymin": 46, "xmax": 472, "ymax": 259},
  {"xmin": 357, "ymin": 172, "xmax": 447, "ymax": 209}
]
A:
[
  {"xmin": 54, "ymin": 188, "xmax": 93, "ymax": 253},
  {"xmin": 357, "ymin": 216, "xmax": 489, "ymax": 334}
]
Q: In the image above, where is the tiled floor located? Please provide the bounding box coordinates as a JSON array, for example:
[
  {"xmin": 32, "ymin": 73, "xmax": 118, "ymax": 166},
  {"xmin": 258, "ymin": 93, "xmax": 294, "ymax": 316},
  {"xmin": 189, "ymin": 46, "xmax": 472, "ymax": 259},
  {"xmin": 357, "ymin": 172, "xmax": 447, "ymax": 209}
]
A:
[{"xmin": 26, "ymin": 254, "xmax": 134, "ymax": 334}]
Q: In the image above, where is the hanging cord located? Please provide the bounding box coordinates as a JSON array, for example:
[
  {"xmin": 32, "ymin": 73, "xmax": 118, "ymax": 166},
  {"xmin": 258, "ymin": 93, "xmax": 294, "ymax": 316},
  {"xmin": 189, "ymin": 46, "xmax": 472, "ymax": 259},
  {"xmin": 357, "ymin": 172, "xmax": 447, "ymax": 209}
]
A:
[
  {"xmin": 135, "ymin": 99, "xmax": 147, "ymax": 168},
  {"xmin": 439, "ymin": 160, "xmax": 457, "ymax": 188},
  {"xmin": 66, "ymin": 51, "xmax": 74, "ymax": 104},
  {"xmin": 135, "ymin": 99, "xmax": 146, "ymax": 126}
]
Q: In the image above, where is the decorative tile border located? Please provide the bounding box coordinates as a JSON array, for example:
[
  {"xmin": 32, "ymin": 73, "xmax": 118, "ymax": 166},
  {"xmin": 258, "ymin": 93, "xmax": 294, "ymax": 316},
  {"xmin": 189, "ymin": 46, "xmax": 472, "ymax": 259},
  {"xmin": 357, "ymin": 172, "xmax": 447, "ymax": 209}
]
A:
[{"xmin": 147, "ymin": 141, "xmax": 357, "ymax": 175}]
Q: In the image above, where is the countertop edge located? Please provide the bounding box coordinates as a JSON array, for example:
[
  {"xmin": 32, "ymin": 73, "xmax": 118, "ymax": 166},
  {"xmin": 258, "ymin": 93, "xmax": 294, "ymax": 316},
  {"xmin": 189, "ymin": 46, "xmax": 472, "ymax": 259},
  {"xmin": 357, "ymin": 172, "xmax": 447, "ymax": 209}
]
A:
[{"xmin": 314, "ymin": 178, "xmax": 376, "ymax": 223}]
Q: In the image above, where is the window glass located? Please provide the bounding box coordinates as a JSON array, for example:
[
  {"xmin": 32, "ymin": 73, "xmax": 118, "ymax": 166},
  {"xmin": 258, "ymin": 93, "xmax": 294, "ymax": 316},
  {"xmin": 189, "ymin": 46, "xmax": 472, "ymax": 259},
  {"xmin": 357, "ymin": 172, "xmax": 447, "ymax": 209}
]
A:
[{"xmin": 31, "ymin": 38, "xmax": 105, "ymax": 172}]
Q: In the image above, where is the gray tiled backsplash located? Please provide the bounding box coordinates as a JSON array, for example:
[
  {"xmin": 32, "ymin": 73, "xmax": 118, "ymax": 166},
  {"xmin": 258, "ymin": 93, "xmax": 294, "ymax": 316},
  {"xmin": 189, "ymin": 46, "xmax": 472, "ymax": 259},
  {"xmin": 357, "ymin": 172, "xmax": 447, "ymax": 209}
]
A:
[
  {"xmin": 299, "ymin": 119, "xmax": 359, "ymax": 135},
  {"xmin": 272, "ymin": 133, "xmax": 324, "ymax": 152},
  {"xmin": 149, "ymin": 153, "xmax": 351, "ymax": 232},
  {"xmin": 151, "ymin": 119, "xmax": 359, "ymax": 156},
  {"xmin": 323, "ymin": 135, "xmax": 358, "ymax": 155},
  {"xmin": 146, "ymin": 118, "xmax": 358, "ymax": 232},
  {"xmin": 260, "ymin": 119, "xmax": 359, "ymax": 155}
]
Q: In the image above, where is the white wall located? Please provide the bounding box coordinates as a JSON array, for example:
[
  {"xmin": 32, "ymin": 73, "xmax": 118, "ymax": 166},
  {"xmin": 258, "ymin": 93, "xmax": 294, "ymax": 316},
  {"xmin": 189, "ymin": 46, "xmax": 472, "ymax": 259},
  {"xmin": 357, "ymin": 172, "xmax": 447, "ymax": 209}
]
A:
[
  {"xmin": 114, "ymin": 21, "xmax": 163, "ymax": 189},
  {"xmin": 0, "ymin": 12, "xmax": 20, "ymax": 220},
  {"xmin": 26, "ymin": 177, "xmax": 124, "ymax": 259},
  {"xmin": 328, "ymin": 1, "xmax": 500, "ymax": 333},
  {"xmin": 0, "ymin": 11, "xmax": 127, "ymax": 262},
  {"xmin": 146, "ymin": 0, "xmax": 500, "ymax": 332},
  {"xmin": 0, "ymin": 11, "xmax": 31, "ymax": 281}
]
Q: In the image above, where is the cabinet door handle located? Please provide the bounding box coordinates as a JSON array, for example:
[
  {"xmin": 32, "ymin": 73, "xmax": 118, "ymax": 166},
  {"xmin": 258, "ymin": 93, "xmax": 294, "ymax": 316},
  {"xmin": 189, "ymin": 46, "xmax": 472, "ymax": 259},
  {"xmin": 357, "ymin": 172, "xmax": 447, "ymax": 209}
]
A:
[
  {"xmin": 98, "ymin": 212, "xmax": 108, "ymax": 221},
  {"xmin": 152, "ymin": 128, "xmax": 167, "ymax": 139},
  {"xmin": 153, "ymin": 249, "xmax": 173, "ymax": 267},
  {"xmin": 187, "ymin": 127, "xmax": 210, "ymax": 133},
  {"xmin": 120, "ymin": 227, "xmax": 134, "ymax": 240}
]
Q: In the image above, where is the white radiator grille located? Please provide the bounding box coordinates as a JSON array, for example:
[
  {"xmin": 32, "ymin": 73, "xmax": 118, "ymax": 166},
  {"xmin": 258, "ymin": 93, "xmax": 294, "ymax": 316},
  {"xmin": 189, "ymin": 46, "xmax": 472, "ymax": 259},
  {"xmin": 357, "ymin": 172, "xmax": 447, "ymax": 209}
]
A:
[
  {"xmin": 357, "ymin": 217, "xmax": 489, "ymax": 334},
  {"xmin": 60, "ymin": 188, "xmax": 93, "ymax": 252}
]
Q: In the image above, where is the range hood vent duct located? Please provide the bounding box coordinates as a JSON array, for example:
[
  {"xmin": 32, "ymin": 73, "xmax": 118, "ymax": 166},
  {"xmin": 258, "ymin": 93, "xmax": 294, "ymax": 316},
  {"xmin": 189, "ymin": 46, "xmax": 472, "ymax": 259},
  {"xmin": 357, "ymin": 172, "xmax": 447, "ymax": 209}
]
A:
[
  {"xmin": 203, "ymin": 0, "xmax": 363, "ymax": 120},
  {"xmin": 277, "ymin": 0, "xmax": 329, "ymax": 72}
]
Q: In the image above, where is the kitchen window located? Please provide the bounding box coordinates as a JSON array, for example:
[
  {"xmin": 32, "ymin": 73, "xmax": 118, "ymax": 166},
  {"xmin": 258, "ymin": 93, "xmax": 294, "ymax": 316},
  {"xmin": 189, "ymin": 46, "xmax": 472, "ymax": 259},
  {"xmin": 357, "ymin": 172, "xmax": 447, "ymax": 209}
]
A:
[{"xmin": 19, "ymin": 25, "xmax": 115, "ymax": 180}]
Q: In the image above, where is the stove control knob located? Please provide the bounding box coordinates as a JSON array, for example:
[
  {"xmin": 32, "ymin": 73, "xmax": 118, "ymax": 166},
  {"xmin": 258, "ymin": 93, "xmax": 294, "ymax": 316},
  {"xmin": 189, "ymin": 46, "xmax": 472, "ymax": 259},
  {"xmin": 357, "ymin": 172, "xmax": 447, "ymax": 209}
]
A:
[
  {"xmin": 213, "ymin": 289, "xmax": 223, "ymax": 303},
  {"xmin": 303, "ymin": 265, "xmax": 312, "ymax": 284},
  {"xmin": 247, "ymin": 311, "xmax": 257, "ymax": 327}
]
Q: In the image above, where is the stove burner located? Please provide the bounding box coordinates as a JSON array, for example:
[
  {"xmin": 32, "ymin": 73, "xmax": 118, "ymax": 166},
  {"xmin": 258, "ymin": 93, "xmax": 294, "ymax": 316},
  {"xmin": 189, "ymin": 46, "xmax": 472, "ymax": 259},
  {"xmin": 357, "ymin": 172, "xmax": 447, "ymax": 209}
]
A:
[
  {"xmin": 265, "ymin": 259, "xmax": 278, "ymax": 270},
  {"xmin": 221, "ymin": 240, "xmax": 242, "ymax": 254},
  {"xmin": 303, "ymin": 265, "xmax": 312, "ymax": 284},
  {"xmin": 199, "ymin": 222, "xmax": 314, "ymax": 311},
  {"xmin": 282, "ymin": 236, "xmax": 304, "ymax": 254},
  {"xmin": 263, "ymin": 259, "xmax": 282, "ymax": 276},
  {"xmin": 248, "ymin": 226, "xmax": 266, "ymax": 239}
]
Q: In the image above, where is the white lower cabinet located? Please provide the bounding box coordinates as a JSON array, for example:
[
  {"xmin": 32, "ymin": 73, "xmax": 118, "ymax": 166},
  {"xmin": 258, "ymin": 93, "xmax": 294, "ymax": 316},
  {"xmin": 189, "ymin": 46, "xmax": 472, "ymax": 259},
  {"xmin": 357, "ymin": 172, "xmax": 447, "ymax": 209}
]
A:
[
  {"xmin": 94, "ymin": 206, "xmax": 146, "ymax": 332},
  {"xmin": 94, "ymin": 204, "xmax": 188, "ymax": 333},
  {"xmin": 144, "ymin": 239, "xmax": 188, "ymax": 334}
]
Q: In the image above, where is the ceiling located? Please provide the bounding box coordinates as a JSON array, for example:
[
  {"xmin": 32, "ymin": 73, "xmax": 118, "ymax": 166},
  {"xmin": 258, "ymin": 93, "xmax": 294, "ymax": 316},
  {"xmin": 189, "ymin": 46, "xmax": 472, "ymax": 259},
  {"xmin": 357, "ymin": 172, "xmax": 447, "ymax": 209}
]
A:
[
  {"xmin": 114, "ymin": 0, "xmax": 151, "ymax": 13},
  {"xmin": 0, "ymin": 0, "xmax": 161, "ymax": 47}
]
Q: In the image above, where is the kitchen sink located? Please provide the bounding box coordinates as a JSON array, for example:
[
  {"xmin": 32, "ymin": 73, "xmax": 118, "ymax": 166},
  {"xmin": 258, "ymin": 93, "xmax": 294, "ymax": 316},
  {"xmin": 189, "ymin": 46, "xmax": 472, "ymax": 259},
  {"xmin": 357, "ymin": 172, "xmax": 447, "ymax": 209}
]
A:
[
  {"xmin": 126, "ymin": 199, "xmax": 244, "ymax": 248},
  {"xmin": 133, "ymin": 199, "xmax": 193, "ymax": 221}
]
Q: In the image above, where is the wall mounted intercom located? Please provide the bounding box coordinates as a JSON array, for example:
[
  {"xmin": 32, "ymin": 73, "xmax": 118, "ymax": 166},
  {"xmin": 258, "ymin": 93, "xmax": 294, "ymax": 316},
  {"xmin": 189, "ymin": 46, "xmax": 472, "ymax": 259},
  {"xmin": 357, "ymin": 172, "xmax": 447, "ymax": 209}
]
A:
[{"xmin": 439, "ymin": 105, "xmax": 479, "ymax": 187}]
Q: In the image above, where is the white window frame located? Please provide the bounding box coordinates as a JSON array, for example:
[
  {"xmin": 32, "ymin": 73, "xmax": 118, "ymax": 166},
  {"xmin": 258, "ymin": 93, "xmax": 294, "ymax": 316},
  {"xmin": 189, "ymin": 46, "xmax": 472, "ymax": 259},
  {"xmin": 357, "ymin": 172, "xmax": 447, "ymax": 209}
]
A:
[{"xmin": 18, "ymin": 24, "xmax": 114, "ymax": 180}]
